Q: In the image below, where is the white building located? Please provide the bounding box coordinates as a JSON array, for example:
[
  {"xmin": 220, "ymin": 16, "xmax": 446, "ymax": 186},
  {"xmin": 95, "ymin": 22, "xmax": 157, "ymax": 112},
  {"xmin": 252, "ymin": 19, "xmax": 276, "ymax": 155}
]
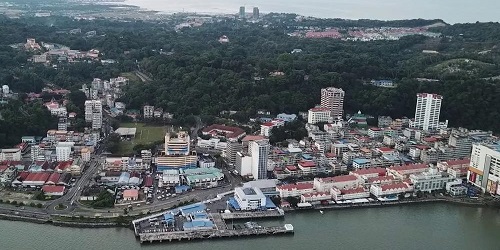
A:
[
  {"xmin": 31, "ymin": 145, "xmax": 42, "ymax": 161},
  {"xmin": 308, "ymin": 107, "xmax": 331, "ymax": 124},
  {"xmin": 85, "ymin": 100, "xmax": 102, "ymax": 130},
  {"xmin": 331, "ymin": 187, "xmax": 370, "ymax": 201},
  {"xmin": 277, "ymin": 182, "xmax": 314, "ymax": 198},
  {"xmin": 235, "ymin": 152, "xmax": 253, "ymax": 177},
  {"xmin": 251, "ymin": 139, "xmax": 269, "ymax": 180},
  {"xmin": 234, "ymin": 187, "xmax": 267, "ymax": 210},
  {"xmin": 413, "ymin": 93, "xmax": 442, "ymax": 131},
  {"xmin": 313, "ymin": 175, "xmax": 363, "ymax": 192},
  {"xmin": 162, "ymin": 169, "xmax": 181, "ymax": 186},
  {"xmin": 56, "ymin": 142, "xmax": 74, "ymax": 161},
  {"xmin": 81, "ymin": 147, "xmax": 92, "ymax": 162},
  {"xmin": 370, "ymin": 183, "xmax": 412, "ymax": 198},
  {"xmin": 320, "ymin": 87, "xmax": 345, "ymax": 120},
  {"xmin": 143, "ymin": 105, "xmax": 154, "ymax": 119},
  {"xmin": 468, "ymin": 143, "xmax": 500, "ymax": 195},
  {"xmin": 0, "ymin": 148, "xmax": 21, "ymax": 161},
  {"xmin": 410, "ymin": 168, "xmax": 456, "ymax": 193},
  {"xmin": 260, "ymin": 119, "xmax": 285, "ymax": 137}
]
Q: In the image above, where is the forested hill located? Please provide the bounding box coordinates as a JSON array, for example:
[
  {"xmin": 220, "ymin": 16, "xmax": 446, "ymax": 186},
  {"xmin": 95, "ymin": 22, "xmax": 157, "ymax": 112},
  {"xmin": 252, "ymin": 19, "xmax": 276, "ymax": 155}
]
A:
[{"xmin": 0, "ymin": 15, "xmax": 500, "ymax": 147}]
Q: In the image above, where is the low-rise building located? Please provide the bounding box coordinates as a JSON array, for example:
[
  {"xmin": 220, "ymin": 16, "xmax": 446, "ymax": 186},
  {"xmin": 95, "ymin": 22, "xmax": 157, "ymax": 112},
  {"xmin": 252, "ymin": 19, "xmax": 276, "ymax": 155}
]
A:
[
  {"xmin": 300, "ymin": 192, "xmax": 331, "ymax": 203},
  {"xmin": 277, "ymin": 182, "xmax": 314, "ymax": 198},
  {"xmin": 410, "ymin": 168, "xmax": 457, "ymax": 192},
  {"xmin": 370, "ymin": 183, "xmax": 412, "ymax": 198},
  {"xmin": 0, "ymin": 148, "xmax": 21, "ymax": 161},
  {"xmin": 331, "ymin": 187, "xmax": 370, "ymax": 201},
  {"xmin": 123, "ymin": 189, "xmax": 139, "ymax": 201},
  {"xmin": 388, "ymin": 163, "xmax": 429, "ymax": 179},
  {"xmin": 233, "ymin": 187, "xmax": 267, "ymax": 210},
  {"xmin": 314, "ymin": 175, "xmax": 362, "ymax": 192},
  {"xmin": 42, "ymin": 185, "xmax": 65, "ymax": 196}
]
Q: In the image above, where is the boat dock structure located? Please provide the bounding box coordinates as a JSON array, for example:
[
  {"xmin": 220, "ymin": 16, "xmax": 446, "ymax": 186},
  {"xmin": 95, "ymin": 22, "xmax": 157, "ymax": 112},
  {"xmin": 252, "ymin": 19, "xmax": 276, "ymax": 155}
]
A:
[
  {"xmin": 138, "ymin": 225, "xmax": 294, "ymax": 243},
  {"xmin": 131, "ymin": 203, "xmax": 293, "ymax": 244}
]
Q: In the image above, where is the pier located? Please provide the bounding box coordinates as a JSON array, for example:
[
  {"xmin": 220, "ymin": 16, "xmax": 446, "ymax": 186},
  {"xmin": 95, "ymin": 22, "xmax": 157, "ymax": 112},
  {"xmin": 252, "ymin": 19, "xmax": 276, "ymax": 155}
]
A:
[
  {"xmin": 220, "ymin": 209, "xmax": 285, "ymax": 220},
  {"xmin": 138, "ymin": 224, "xmax": 294, "ymax": 243}
]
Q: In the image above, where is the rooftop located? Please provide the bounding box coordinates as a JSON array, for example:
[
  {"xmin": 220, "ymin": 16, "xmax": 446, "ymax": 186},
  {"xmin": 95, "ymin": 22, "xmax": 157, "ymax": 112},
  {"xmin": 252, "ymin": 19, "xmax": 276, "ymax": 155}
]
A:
[
  {"xmin": 277, "ymin": 182, "xmax": 313, "ymax": 191},
  {"xmin": 381, "ymin": 183, "xmax": 409, "ymax": 191},
  {"xmin": 389, "ymin": 163, "xmax": 428, "ymax": 172},
  {"xmin": 351, "ymin": 167, "xmax": 386, "ymax": 176},
  {"xmin": 318, "ymin": 175, "xmax": 359, "ymax": 183},
  {"xmin": 201, "ymin": 124, "xmax": 246, "ymax": 139}
]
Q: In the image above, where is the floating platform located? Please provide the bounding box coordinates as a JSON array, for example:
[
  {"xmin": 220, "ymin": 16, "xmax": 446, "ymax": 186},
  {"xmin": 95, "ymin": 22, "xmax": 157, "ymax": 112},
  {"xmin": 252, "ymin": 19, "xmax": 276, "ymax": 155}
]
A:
[{"xmin": 138, "ymin": 224, "xmax": 294, "ymax": 243}]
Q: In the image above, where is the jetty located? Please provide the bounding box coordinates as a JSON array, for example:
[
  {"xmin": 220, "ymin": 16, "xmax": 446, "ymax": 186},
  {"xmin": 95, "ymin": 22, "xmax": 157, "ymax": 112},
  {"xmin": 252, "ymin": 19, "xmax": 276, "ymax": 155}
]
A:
[{"xmin": 138, "ymin": 224, "xmax": 294, "ymax": 243}]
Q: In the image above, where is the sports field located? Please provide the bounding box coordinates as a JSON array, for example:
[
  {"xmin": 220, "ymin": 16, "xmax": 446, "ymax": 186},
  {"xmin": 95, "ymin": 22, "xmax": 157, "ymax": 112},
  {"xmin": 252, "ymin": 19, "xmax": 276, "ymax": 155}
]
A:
[{"xmin": 117, "ymin": 122, "xmax": 167, "ymax": 155}]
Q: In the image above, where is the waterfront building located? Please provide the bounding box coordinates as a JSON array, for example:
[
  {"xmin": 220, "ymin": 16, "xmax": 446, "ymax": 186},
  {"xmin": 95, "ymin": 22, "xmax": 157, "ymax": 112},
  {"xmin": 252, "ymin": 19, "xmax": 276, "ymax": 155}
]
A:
[
  {"xmin": 331, "ymin": 187, "xmax": 370, "ymax": 201},
  {"xmin": 234, "ymin": 187, "xmax": 267, "ymax": 210},
  {"xmin": 467, "ymin": 143, "xmax": 500, "ymax": 195},
  {"xmin": 388, "ymin": 163, "xmax": 428, "ymax": 179},
  {"xmin": 300, "ymin": 192, "xmax": 331, "ymax": 203},
  {"xmin": 313, "ymin": 175, "xmax": 362, "ymax": 192},
  {"xmin": 370, "ymin": 182, "xmax": 412, "ymax": 198},
  {"xmin": 320, "ymin": 87, "xmax": 345, "ymax": 120},
  {"xmin": 350, "ymin": 167, "xmax": 387, "ymax": 180},
  {"xmin": 307, "ymin": 107, "xmax": 331, "ymax": 124},
  {"xmin": 242, "ymin": 179, "xmax": 279, "ymax": 197},
  {"xmin": 412, "ymin": 93, "xmax": 442, "ymax": 131},
  {"xmin": 277, "ymin": 182, "xmax": 314, "ymax": 198},
  {"xmin": 251, "ymin": 139, "xmax": 269, "ymax": 180},
  {"xmin": 410, "ymin": 168, "xmax": 457, "ymax": 193}
]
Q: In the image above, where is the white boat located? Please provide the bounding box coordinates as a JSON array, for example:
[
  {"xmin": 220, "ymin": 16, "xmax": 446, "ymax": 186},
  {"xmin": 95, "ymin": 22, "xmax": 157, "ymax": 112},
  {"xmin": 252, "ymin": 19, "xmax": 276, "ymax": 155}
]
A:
[{"xmin": 319, "ymin": 210, "xmax": 324, "ymax": 214}]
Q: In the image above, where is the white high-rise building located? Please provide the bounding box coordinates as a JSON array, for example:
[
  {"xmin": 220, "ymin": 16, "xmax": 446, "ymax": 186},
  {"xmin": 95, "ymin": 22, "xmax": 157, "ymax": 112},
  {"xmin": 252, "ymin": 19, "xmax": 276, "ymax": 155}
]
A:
[
  {"xmin": 56, "ymin": 142, "xmax": 73, "ymax": 161},
  {"xmin": 143, "ymin": 105, "xmax": 154, "ymax": 119},
  {"xmin": 320, "ymin": 87, "xmax": 345, "ymax": 120},
  {"xmin": 250, "ymin": 139, "xmax": 269, "ymax": 180},
  {"xmin": 308, "ymin": 107, "xmax": 331, "ymax": 124},
  {"xmin": 413, "ymin": 93, "xmax": 442, "ymax": 131},
  {"xmin": 468, "ymin": 143, "xmax": 500, "ymax": 195},
  {"xmin": 85, "ymin": 100, "xmax": 102, "ymax": 130}
]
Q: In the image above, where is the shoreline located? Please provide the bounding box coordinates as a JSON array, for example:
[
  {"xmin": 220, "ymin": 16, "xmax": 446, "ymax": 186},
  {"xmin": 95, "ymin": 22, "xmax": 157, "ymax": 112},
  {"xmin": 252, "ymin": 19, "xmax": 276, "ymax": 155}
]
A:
[{"xmin": 0, "ymin": 197, "xmax": 493, "ymax": 229}]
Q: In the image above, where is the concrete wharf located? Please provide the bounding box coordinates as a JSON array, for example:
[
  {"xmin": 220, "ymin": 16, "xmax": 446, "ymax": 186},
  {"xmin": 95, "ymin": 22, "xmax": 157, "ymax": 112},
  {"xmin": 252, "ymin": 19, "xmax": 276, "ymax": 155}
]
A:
[
  {"xmin": 138, "ymin": 224, "xmax": 294, "ymax": 243},
  {"xmin": 220, "ymin": 209, "xmax": 285, "ymax": 220}
]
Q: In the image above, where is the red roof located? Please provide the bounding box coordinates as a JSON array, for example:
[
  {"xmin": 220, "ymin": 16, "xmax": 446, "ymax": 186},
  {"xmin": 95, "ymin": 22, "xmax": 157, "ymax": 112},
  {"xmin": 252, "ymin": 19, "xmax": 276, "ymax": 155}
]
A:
[
  {"xmin": 17, "ymin": 172, "xmax": 30, "ymax": 181},
  {"xmin": 377, "ymin": 147, "xmax": 394, "ymax": 152},
  {"xmin": 369, "ymin": 127, "xmax": 382, "ymax": 131},
  {"xmin": 415, "ymin": 145, "xmax": 430, "ymax": 150},
  {"xmin": 351, "ymin": 167, "xmax": 387, "ymax": 176},
  {"xmin": 298, "ymin": 161, "xmax": 316, "ymax": 168},
  {"xmin": 444, "ymin": 159, "xmax": 470, "ymax": 166},
  {"xmin": 302, "ymin": 192, "xmax": 330, "ymax": 197},
  {"xmin": 25, "ymin": 172, "xmax": 50, "ymax": 182},
  {"xmin": 42, "ymin": 185, "xmax": 65, "ymax": 194},
  {"xmin": 143, "ymin": 176, "xmax": 153, "ymax": 187},
  {"xmin": 309, "ymin": 107, "xmax": 329, "ymax": 112},
  {"xmin": 341, "ymin": 187, "xmax": 367, "ymax": 195},
  {"xmin": 242, "ymin": 135, "xmax": 266, "ymax": 142},
  {"xmin": 123, "ymin": 189, "xmax": 139, "ymax": 198},
  {"xmin": 47, "ymin": 173, "xmax": 61, "ymax": 184},
  {"xmin": 381, "ymin": 183, "xmax": 408, "ymax": 191},
  {"xmin": 423, "ymin": 137, "xmax": 438, "ymax": 142},
  {"xmin": 367, "ymin": 175, "xmax": 395, "ymax": 183},
  {"xmin": 0, "ymin": 165, "xmax": 8, "ymax": 172},
  {"xmin": 278, "ymin": 182, "xmax": 314, "ymax": 191},
  {"xmin": 56, "ymin": 161, "xmax": 73, "ymax": 171},
  {"xmin": 319, "ymin": 175, "xmax": 358, "ymax": 183},
  {"xmin": 285, "ymin": 165, "xmax": 298, "ymax": 171},
  {"xmin": 389, "ymin": 164, "xmax": 428, "ymax": 172},
  {"xmin": 325, "ymin": 153, "xmax": 336, "ymax": 158},
  {"xmin": 201, "ymin": 124, "xmax": 246, "ymax": 138},
  {"xmin": 262, "ymin": 122, "xmax": 275, "ymax": 127}
]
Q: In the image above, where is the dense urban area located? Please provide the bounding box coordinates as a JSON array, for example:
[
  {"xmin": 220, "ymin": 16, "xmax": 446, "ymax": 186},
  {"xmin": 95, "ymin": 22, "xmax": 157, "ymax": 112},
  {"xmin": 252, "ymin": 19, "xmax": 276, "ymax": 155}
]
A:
[{"xmin": 0, "ymin": 0, "xmax": 500, "ymax": 244}]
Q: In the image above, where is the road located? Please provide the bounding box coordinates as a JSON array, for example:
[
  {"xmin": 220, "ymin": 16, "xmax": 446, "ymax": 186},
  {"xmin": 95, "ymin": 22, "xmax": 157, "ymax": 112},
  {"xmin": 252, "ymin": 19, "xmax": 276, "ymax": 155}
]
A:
[{"xmin": 134, "ymin": 70, "xmax": 152, "ymax": 82}]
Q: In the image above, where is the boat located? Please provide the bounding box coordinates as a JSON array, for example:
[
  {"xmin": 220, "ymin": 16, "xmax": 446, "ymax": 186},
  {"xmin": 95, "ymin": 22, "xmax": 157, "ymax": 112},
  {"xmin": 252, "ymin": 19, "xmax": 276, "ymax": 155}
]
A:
[{"xmin": 319, "ymin": 210, "xmax": 324, "ymax": 214}]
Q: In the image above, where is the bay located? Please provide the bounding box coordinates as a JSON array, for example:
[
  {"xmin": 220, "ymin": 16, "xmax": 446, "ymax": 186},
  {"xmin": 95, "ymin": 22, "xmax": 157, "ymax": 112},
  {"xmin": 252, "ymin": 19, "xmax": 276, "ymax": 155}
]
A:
[
  {"xmin": 2, "ymin": 204, "xmax": 500, "ymax": 249},
  {"xmin": 124, "ymin": 0, "xmax": 500, "ymax": 24}
]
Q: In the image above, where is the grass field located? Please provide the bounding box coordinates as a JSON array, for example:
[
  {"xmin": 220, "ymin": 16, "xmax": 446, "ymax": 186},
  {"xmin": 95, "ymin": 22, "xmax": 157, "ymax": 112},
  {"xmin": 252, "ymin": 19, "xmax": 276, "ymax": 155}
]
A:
[{"xmin": 116, "ymin": 122, "xmax": 168, "ymax": 155}]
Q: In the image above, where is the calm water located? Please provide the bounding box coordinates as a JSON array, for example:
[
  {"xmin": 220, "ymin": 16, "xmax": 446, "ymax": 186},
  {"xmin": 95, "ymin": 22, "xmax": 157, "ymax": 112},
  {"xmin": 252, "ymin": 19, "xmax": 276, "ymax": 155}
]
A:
[
  {"xmin": 125, "ymin": 0, "xmax": 500, "ymax": 24},
  {"xmin": 2, "ymin": 204, "xmax": 500, "ymax": 249}
]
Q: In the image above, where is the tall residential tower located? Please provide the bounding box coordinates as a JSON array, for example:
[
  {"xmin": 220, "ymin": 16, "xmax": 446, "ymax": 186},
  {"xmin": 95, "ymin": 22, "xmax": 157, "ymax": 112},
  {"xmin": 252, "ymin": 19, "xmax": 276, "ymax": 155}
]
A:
[
  {"xmin": 320, "ymin": 87, "xmax": 345, "ymax": 120},
  {"xmin": 413, "ymin": 93, "xmax": 442, "ymax": 131}
]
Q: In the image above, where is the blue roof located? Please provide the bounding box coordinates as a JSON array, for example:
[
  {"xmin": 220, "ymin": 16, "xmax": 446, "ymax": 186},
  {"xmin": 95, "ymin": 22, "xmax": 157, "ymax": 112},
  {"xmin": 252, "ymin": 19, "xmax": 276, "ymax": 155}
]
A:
[
  {"xmin": 163, "ymin": 213, "xmax": 174, "ymax": 222},
  {"xmin": 175, "ymin": 185, "xmax": 190, "ymax": 192},
  {"xmin": 353, "ymin": 158, "xmax": 371, "ymax": 164},
  {"xmin": 302, "ymin": 154, "xmax": 313, "ymax": 160},
  {"xmin": 179, "ymin": 203, "xmax": 206, "ymax": 215},
  {"xmin": 193, "ymin": 212, "xmax": 208, "ymax": 219},
  {"xmin": 183, "ymin": 220, "xmax": 214, "ymax": 229},
  {"xmin": 228, "ymin": 197, "xmax": 241, "ymax": 210},
  {"xmin": 265, "ymin": 197, "xmax": 277, "ymax": 209}
]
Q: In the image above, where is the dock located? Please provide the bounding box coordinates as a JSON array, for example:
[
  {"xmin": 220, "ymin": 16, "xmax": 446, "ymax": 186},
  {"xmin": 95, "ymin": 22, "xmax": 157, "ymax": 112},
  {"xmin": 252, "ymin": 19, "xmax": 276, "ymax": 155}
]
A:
[
  {"xmin": 220, "ymin": 208, "xmax": 285, "ymax": 220},
  {"xmin": 138, "ymin": 224, "xmax": 294, "ymax": 243}
]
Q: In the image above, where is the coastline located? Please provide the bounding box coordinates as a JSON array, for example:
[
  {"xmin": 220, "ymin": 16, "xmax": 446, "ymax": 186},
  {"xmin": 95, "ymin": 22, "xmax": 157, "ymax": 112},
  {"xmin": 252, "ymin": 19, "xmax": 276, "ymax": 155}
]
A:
[{"xmin": 0, "ymin": 197, "xmax": 493, "ymax": 229}]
